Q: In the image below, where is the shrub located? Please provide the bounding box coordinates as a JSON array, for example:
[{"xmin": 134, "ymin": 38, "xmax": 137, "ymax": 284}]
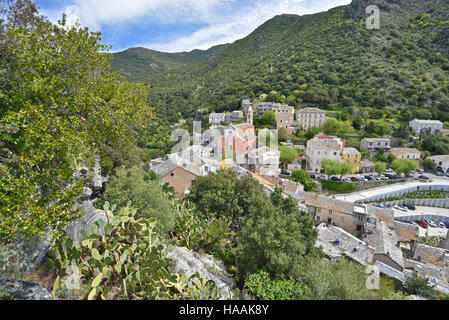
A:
[
  {"xmin": 404, "ymin": 275, "xmax": 438, "ymax": 299},
  {"xmin": 48, "ymin": 202, "xmax": 214, "ymax": 300},
  {"xmin": 101, "ymin": 166, "xmax": 176, "ymax": 236},
  {"xmin": 244, "ymin": 271, "xmax": 307, "ymax": 300},
  {"xmin": 321, "ymin": 180, "xmax": 355, "ymax": 193}
]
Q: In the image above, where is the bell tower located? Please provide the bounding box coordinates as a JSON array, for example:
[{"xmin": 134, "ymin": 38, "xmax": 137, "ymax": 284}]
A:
[{"xmin": 247, "ymin": 106, "xmax": 253, "ymax": 125}]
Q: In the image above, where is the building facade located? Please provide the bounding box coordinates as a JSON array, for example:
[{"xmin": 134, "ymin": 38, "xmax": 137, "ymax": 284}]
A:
[
  {"xmin": 360, "ymin": 138, "xmax": 391, "ymax": 156},
  {"xmin": 306, "ymin": 136, "xmax": 344, "ymax": 173},
  {"xmin": 390, "ymin": 148, "xmax": 421, "ymax": 161},
  {"xmin": 296, "ymin": 108, "xmax": 327, "ymax": 130},
  {"xmin": 341, "ymin": 147, "xmax": 362, "ymax": 173},
  {"xmin": 428, "ymin": 155, "xmax": 449, "ymax": 173},
  {"xmin": 409, "ymin": 120, "xmax": 443, "ymax": 135}
]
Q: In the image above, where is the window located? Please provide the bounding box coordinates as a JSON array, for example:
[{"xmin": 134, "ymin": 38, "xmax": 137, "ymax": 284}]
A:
[
  {"xmin": 340, "ymin": 216, "xmax": 344, "ymax": 222},
  {"xmin": 329, "ymin": 210, "xmax": 333, "ymax": 215},
  {"xmin": 170, "ymin": 173, "xmax": 175, "ymax": 177}
]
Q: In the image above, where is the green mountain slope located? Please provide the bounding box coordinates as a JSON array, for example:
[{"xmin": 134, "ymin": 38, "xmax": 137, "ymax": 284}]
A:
[
  {"xmin": 110, "ymin": 44, "xmax": 228, "ymax": 82},
  {"xmin": 112, "ymin": 0, "xmax": 449, "ymax": 123}
]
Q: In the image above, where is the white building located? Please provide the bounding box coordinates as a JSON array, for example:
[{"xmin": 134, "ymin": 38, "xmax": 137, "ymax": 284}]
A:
[
  {"xmin": 409, "ymin": 120, "xmax": 443, "ymax": 135},
  {"xmin": 209, "ymin": 113, "xmax": 226, "ymax": 124},
  {"xmin": 306, "ymin": 136, "xmax": 344, "ymax": 173},
  {"xmin": 360, "ymin": 138, "xmax": 391, "ymax": 156},
  {"xmin": 296, "ymin": 108, "xmax": 327, "ymax": 130},
  {"xmin": 428, "ymin": 155, "xmax": 449, "ymax": 173},
  {"xmin": 248, "ymin": 146, "xmax": 281, "ymax": 177}
]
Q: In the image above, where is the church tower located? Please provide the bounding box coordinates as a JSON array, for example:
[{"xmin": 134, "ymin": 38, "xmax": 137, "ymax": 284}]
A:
[{"xmin": 247, "ymin": 106, "xmax": 253, "ymax": 125}]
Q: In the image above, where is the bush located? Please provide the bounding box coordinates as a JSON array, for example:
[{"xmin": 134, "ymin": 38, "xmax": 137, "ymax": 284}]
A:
[
  {"xmin": 244, "ymin": 271, "xmax": 307, "ymax": 300},
  {"xmin": 48, "ymin": 202, "xmax": 202, "ymax": 300},
  {"xmin": 404, "ymin": 275, "xmax": 438, "ymax": 299},
  {"xmin": 101, "ymin": 166, "xmax": 176, "ymax": 237},
  {"xmin": 321, "ymin": 180, "xmax": 355, "ymax": 193}
]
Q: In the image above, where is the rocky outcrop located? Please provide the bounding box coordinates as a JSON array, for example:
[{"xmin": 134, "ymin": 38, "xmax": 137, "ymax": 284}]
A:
[
  {"xmin": 65, "ymin": 200, "xmax": 107, "ymax": 246},
  {"xmin": 167, "ymin": 247, "xmax": 236, "ymax": 300},
  {"xmin": 0, "ymin": 278, "xmax": 53, "ymax": 300},
  {"xmin": 0, "ymin": 230, "xmax": 53, "ymax": 276}
]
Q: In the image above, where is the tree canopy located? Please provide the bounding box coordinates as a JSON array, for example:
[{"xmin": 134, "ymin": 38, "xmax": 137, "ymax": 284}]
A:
[{"xmin": 0, "ymin": 10, "xmax": 153, "ymax": 239}]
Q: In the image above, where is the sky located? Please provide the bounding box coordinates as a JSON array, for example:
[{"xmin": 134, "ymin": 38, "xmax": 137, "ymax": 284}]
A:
[{"xmin": 35, "ymin": 0, "xmax": 352, "ymax": 53}]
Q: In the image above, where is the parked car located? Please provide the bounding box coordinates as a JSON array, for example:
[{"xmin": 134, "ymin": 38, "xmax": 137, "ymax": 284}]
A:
[
  {"xmin": 364, "ymin": 175, "xmax": 374, "ymax": 181},
  {"xmin": 281, "ymin": 169, "xmax": 291, "ymax": 176},
  {"xmin": 330, "ymin": 176, "xmax": 341, "ymax": 181},
  {"xmin": 310, "ymin": 174, "xmax": 316, "ymax": 179},
  {"xmin": 437, "ymin": 221, "xmax": 446, "ymax": 228},
  {"xmin": 446, "ymin": 172, "xmax": 449, "ymax": 177},
  {"xmin": 416, "ymin": 220, "xmax": 428, "ymax": 229},
  {"xmin": 404, "ymin": 204, "xmax": 416, "ymax": 211},
  {"xmin": 426, "ymin": 220, "xmax": 438, "ymax": 228},
  {"xmin": 317, "ymin": 175, "xmax": 328, "ymax": 181},
  {"xmin": 418, "ymin": 175, "xmax": 430, "ymax": 180},
  {"xmin": 445, "ymin": 222, "xmax": 449, "ymax": 229},
  {"xmin": 418, "ymin": 169, "xmax": 424, "ymax": 174},
  {"xmin": 385, "ymin": 168, "xmax": 394, "ymax": 173},
  {"xmin": 350, "ymin": 177, "xmax": 359, "ymax": 182},
  {"xmin": 380, "ymin": 175, "xmax": 389, "ymax": 180},
  {"xmin": 342, "ymin": 177, "xmax": 351, "ymax": 182},
  {"xmin": 436, "ymin": 171, "xmax": 444, "ymax": 176},
  {"xmin": 394, "ymin": 205, "xmax": 408, "ymax": 212},
  {"xmin": 358, "ymin": 177, "xmax": 368, "ymax": 182}
]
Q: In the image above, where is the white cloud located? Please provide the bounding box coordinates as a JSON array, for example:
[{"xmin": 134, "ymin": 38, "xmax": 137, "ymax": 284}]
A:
[
  {"xmin": 144, "ymin": 0, "xmax": 352, "ymax": 52},
  {"xmin": 41, "ymin": 0, "xmax": 352, "ymax": 52}
]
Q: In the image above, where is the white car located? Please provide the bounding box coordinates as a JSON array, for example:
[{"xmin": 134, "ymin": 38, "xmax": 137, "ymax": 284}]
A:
[
  {"xmin": 394, "ymin": 205, "xmax": 408, "ymax": 212},
  {"xmin": 358, "ymin": 177, "xmax": 368, "ymax": 182},
  {"xmin": 426, "ymin": 220, "xmax": 438, "ymax": 228},
  {"xmin": 437, "ymin": 221, "xmax": 446, "ymax": 228}
]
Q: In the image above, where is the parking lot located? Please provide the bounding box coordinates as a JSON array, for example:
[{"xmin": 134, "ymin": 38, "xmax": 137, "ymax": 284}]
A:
[{"xmin": 394, "ymin": 206, "xmax": 449, "ymax": 238}]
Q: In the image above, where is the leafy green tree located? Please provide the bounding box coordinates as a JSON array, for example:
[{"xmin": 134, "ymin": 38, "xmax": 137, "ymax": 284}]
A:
[
  {"xmin": 375, "ymin": 162, "xmax": 387, "ymax": 176},
  {"xmin": 0, "ymin": 11, "xmax": 153, "ymax": 240},
  {"xmin": 404, "ymin": 275, "xmax": 438, "ymax": 299},
  {"xmin": 262, "ymin": 111, "xmax": 275, "ymax": 123},
  {"xmin": 390, "ymin": 159, "xmax": 418, "ymax": 175},
  {"xmin": 352, "ymin": 115, "xmax": 363, "ymax": 130},
  {"xmin": 323, "ymin": 118, "xmax": 354, "ymax": 136},
  {"xmin": 279, "ymin": 146, "xmax": 299, "ymax": 163},
  {"xmin": 278, "ymin": 127, "xmax": 288, "ymax": 142},
  {"xmin": 422, "ymin": 159, "xmax": 436, "ymax": 172},
  {"xmin": 187, "ymin": 169, "xmax": 269, "ymax": 232},
  {"xmin": 321, "ymin": 159, "xmax": 351, "ymax": 178},
  {"xmin": 291, "ymin": 170, "xmax": 316, "ymax": 192},
  {"xmin": 387, "ymin": 154, "xmax": 397, "ymax": 164},
  {"xmin": 304, "ymin": 127, "xmax": 321, "ymax": 140},
  {"xmin": 102, "ymin": 166, "xmax": 175, "ymax": 236},
  {"xmin": 236, "ymin": 190, "xmax": 318, "ymax": 280}
]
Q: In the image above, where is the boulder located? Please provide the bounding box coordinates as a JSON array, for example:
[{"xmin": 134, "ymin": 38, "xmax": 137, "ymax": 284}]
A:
[
  {"xmin": 167, "ymin": 247, "xmax": 236, "ymax": 300},
  {"xmin": 65, "ymin": 200, "xmax": 107, "ymax": 246},
  {"xmin": 0, "ymin": 278, "xmax": 53, "ymax": 300}
]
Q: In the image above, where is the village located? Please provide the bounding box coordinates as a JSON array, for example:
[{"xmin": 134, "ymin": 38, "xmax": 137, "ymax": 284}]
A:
[{"xmin": 150, "ymin": 97, "xmax": 449, "ymax": 296}]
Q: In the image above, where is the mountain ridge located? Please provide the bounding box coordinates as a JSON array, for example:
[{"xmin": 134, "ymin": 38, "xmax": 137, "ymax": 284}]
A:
[{"xmin": 111, "ymin": 0, "xmax": 449, "ymax": 123}]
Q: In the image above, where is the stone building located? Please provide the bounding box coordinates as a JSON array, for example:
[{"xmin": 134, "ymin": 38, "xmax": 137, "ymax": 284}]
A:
[{"xmin": 296, "ymin": 107, "xmax": 327, "ymax": 130}]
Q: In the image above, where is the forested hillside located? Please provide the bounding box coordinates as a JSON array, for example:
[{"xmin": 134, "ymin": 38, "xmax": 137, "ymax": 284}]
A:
[
  {"xmin": 111, "ymin": 0, "xmax": 449, "ymax": 123},
  {"xmin": 110, "ymin": 44, "xmax": 228, "ymax": 82}
]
